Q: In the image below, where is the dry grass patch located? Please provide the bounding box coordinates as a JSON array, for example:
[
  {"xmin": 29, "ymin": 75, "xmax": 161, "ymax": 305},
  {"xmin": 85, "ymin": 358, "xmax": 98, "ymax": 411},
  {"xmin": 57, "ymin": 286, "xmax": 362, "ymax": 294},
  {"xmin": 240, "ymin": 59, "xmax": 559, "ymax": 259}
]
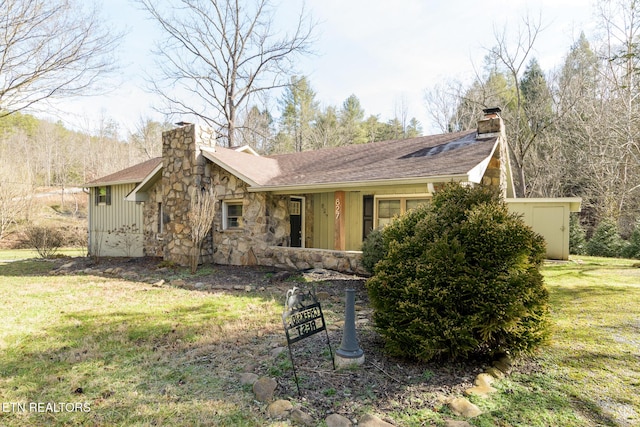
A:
[{"xmin": 0, "ymin": 267, "xmax": 284, "ymax": 426}]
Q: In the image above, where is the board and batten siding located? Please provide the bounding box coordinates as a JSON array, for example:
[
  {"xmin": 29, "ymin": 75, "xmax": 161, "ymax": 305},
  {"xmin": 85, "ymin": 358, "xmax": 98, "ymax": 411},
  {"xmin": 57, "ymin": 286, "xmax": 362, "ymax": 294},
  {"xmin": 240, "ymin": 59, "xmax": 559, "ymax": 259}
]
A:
[
  {"xmin": 506, "ymin": 198, "xmax": 581, "ymax": 261},
  {"xmin": 89, "ymin": 183, "xmax": 144, "ymax": 257},
  {"xmin": 311, "ymin": 184, "xmax": 432, "ymax": 251}
]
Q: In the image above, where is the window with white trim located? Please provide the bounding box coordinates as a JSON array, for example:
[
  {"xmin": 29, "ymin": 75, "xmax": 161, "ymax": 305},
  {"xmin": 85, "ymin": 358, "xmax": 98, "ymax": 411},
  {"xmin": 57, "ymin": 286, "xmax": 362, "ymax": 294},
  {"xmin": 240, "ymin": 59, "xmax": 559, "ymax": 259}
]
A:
[
  {"xmin": 223, "ymin": 201, "xmax": 243, "ymax": 229},
  {"xmin": 375, "ymin": 196, "xmax": 430, "ymax": 228}
]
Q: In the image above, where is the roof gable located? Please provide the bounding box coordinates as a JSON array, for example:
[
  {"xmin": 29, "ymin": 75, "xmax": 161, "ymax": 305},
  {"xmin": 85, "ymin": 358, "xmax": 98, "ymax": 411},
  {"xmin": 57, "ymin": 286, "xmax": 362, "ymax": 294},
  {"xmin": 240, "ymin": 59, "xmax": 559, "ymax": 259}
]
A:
[{"xmin": 85, "ymin": 157, "xmax": 163, "ymax": 187}]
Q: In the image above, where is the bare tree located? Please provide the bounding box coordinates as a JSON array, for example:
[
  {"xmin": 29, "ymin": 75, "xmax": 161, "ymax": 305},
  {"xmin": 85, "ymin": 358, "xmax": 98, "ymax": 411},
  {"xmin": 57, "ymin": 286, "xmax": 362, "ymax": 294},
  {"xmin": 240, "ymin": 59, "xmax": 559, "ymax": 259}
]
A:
[
  {"xmin": 0, "ymin": 162, "xmax": 31, "ymax": 241},
  {"xmin": 424, "ymin": 79, "xmax": 480, "ymax": 133},
  {"xmin": 188, "ymin": 187, "xmax": 217, "ymax": 274},
  {"xmin": 0, "ymin": 0, "xmax": 122, "ymax": 116},
  {"xmin": 128, "ymin": 117, "xmax": 172, "ymax": 159},
  {"xmin": 137, "ymin": 0, "xmax": 316, "ymax": 148},
  {"xmin": 487, "ymin": 12, "xmax": 546, "ymax": 197}
]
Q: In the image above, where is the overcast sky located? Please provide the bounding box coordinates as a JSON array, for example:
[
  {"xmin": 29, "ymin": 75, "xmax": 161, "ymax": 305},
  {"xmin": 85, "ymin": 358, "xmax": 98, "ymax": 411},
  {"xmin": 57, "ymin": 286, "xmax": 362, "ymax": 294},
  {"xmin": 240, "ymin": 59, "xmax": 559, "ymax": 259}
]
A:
[{"xmin": 50, "ymin": 0, "xmax": 597, "ymax": 137}]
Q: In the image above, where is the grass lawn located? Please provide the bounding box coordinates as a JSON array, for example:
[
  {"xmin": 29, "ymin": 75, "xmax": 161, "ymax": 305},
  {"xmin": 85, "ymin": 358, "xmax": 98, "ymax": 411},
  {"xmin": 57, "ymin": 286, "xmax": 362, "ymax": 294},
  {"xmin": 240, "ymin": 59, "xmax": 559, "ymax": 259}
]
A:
[
  {"xmin": 0, "ymin": 255, "xmax": 639, "ymax": 426},
  {"xmin": 0, "ymin": 248, "xmax": 85, "ymax": 261},
  {"xmin": 470, "ymin": 256, "xmax": 640, "ymax": 427}
]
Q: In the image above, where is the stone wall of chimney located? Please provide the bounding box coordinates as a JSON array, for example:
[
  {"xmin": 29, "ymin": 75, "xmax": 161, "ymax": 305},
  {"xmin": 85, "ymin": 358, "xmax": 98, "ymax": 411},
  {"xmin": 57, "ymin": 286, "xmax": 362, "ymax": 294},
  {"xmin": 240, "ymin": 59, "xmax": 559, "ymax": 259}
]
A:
[
  {"xmin": 146, "ymin": 123, "xmax": 365, "ymax": 274},
  {"xmin": 161, "ymin": 124, "xmax": 216, "ymax": 266}
]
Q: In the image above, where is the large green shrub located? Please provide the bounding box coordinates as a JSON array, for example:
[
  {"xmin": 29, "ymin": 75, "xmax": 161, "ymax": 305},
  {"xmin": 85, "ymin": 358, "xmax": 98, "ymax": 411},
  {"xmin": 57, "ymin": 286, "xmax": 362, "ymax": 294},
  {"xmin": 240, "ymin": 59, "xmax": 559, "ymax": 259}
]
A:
[
  {"xmin": 586, "ymin": 218, "xmax": 625, "ymax": 258},
  {"xmin": 366, "ymin": 184, "xmax": 550, "ymax": 362}
]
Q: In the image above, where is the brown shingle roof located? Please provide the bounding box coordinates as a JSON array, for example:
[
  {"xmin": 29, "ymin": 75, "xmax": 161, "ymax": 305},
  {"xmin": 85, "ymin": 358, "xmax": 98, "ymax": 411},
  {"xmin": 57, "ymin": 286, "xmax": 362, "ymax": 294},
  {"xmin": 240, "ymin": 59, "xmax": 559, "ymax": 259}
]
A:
[
  {"xmin": 85, "ymin": 157, "xmax": 162, "ymax": 187},
  {"xmin": 94, "ymin": 129, "xmax": 499, "ymax": 192},
  {"xmin": 203, "ymin": 129, "xmax": 496, "ymax": 189}
]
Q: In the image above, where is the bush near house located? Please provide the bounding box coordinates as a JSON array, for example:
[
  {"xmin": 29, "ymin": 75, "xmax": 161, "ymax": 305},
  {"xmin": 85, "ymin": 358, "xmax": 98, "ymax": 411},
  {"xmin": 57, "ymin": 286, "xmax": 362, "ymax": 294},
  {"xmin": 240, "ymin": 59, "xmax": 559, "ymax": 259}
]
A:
[
  {"xmin": 366, "ymin": 184, "xmax": 551, "ymax": 362},
  {"xmin": 361, "ymin": 227, "xmax": 385, "ymax": 274}
]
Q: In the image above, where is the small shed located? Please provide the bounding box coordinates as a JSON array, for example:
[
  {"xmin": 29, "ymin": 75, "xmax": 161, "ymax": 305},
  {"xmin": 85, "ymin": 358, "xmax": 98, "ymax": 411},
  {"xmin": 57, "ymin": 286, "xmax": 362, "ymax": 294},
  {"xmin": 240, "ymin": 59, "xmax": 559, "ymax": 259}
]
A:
[{"xmin": 506, "ymin": 198, "xmax": 582, "ymax": 260}]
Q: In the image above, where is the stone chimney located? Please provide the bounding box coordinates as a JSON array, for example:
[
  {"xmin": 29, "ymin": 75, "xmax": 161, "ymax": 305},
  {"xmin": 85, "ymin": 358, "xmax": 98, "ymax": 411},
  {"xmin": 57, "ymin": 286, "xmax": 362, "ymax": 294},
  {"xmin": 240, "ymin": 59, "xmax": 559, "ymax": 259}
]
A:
[
  {"xmin": 161, "ymin": 123, "xmax": 217, "ymax": 265},
  {"xmin": 477, "ymin": 107, "xmax": 504, "ymax": 138}
]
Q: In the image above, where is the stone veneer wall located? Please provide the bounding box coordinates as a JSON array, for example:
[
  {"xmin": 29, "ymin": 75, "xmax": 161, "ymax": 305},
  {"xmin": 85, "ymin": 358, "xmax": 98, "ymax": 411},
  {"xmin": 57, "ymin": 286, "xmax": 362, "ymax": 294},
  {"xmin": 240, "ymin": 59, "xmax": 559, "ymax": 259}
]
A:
[
  {"xmin": 155, "ymin": 124, "xmax": 364, "ymax": 275},
  {"xmin": 142, "ymin": 182, "xmax": 164, "ymax": 257},
  {"xmin": 162, "ymin": 124, "xmax": 216, "ymax": 266},
  {"xmin": 258, "ymin": 247, "xmax": 366, "ymax": 275},
  {"xmin": 211, "ymin": 168, "xmax": 291, "ymax": 266}
]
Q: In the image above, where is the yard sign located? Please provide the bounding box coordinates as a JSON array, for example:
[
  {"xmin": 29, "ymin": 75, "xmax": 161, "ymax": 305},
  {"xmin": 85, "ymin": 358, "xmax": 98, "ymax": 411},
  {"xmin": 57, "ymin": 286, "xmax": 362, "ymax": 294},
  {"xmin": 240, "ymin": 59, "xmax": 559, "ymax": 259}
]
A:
[{"xmin": 282, "ymin": 286, "xmax": 334, "ymax": 395}]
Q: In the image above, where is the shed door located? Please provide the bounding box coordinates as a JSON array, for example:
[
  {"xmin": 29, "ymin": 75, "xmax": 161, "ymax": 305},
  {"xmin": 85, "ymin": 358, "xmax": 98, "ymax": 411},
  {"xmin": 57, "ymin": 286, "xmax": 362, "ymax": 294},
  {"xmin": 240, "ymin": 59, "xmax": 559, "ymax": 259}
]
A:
[{"xmin": 532, "ymin": 206, "xmax": 566, "ymax": 260}]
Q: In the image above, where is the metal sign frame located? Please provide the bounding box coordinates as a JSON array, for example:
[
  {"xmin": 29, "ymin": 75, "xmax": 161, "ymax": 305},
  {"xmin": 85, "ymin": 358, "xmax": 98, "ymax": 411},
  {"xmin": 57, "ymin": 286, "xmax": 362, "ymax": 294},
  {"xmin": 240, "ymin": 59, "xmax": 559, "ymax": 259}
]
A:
[{"xmin": 282, "ymin": 286, "xmax": 335, "ymax": 395}]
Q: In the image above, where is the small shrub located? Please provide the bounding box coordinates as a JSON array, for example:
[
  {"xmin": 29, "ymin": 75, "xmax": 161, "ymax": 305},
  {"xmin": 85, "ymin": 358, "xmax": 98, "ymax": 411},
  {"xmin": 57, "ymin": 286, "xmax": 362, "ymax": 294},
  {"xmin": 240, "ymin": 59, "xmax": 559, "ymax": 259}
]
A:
[
  {"xmin": 361, "ymin": 228, "xmax": 385, "ymax": 274},
  {"xmin": 586, "ymin": 218, "xmax": 625, "ymax": 258},
  {"xmin": 367, "ymin": 184, "xmax": 550, "ymax": 362},
  {"xmin": 24, "ymin": 225, "xmax": 64, "ymax": 258},
  {"xmin": 569, "ymin": 214, "xmax": 587, "ymax": 255}
]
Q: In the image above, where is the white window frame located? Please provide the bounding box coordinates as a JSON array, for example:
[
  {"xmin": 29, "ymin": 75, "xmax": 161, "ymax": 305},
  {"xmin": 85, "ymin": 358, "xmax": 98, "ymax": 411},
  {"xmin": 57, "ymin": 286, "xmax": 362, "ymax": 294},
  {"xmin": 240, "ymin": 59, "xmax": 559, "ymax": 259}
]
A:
[
  {"xmin": 222, "ymin": 200, "xmax": 244, "ymax": 230},
  {"xmin": 373, "ymin": 194, "xmax": 431, "ymax": 228},
  {"xmin": 289, "ymin": 196, "xmax": 306, "ymax": 248}
]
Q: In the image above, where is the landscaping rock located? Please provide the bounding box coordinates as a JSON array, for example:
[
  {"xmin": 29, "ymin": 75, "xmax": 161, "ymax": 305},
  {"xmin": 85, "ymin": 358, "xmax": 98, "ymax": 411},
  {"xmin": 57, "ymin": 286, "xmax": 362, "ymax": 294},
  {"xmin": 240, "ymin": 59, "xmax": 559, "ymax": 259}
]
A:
[
  {"xmin": 122, "ymin": 271, "xmax": 139, "ymax": 279},
  {"xmin": 444, "ymin": 420, "xmax": 473, "ymax": 427},
  {"xmin": 359, "ymin": 413, "xmax": 395, "ymax": 426},
  {"xmin": 239, "ymin": 372, "xmax": 259, "ymax": 386},
  {"xmin": 59, "ymin": 262, "xmax": 75, "ymax": 270},
  {"xmin": 498, "ymin": 354, "xmax": 514, "ymax": 368},
  {"xmin": 271, "ymin": 347, "xmax": 286, "ymax": 358},
  {"xmin": 252, "ymin": 377, "xmax": 277, "ymax": 402},
  {"xmin": 325, "ymin": 413, "xmax": 353, "ymax": 427},
  {"xmin": 316, "ymin": 291, "xmax": 330, "ymax": 301},
  {"xmin": 485, "ymin": 367, "xmax": 505, "ymax": 379},
  {"xmin": 448, "ymin": 397, "xmax": 482, "ymax": 418},
  {"xmin": 475, "ymin": 373, "xmax": 496, "ymax": 387},
  {"xmin": 493, "ymin": 359, "xmax": 512, "ymax": 375},
  {"xmin": 170, "ymin": 279, "xmax": 185, "ymax": 287},
  {"xmin": 269, "ymin": 271, "xmax": 293, "ymax": 282},
  {"xmin": 290, "ymin": 408, "xmax": 315, "ymax": 426},
  {"xmin": 464, "ymin": 384, "xmax": 497, "ymax": 398},
  {"xmin": 266, "ymin": 399, "xmax": 292, "ymax": 418}
]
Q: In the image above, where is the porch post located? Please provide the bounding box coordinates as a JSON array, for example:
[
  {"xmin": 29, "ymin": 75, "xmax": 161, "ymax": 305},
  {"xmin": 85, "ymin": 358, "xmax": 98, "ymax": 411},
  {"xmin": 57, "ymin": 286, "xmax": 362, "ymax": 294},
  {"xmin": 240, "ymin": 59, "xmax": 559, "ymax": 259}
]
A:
[{"xmin": 334, "ymin": 191, "xmax": 346, "ymax": 251}]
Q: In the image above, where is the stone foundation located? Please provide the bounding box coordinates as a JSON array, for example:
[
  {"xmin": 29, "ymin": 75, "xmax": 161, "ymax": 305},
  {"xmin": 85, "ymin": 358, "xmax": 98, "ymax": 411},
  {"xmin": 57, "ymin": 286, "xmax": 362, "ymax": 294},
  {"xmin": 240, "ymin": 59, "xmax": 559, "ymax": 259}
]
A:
[{"xmin": 257, "ymin": 247, "xmax": 366, "ymax": 275}]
